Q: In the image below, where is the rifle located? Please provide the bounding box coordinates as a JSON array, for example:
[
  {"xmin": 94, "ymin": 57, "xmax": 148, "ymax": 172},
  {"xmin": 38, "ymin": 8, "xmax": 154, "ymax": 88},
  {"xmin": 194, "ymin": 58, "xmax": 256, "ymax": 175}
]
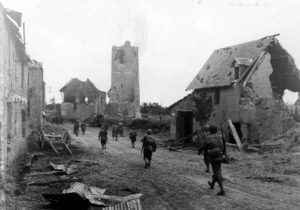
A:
[{"xmin": 220, "ymin": 123, "xmax": 229, "ymax": 164}]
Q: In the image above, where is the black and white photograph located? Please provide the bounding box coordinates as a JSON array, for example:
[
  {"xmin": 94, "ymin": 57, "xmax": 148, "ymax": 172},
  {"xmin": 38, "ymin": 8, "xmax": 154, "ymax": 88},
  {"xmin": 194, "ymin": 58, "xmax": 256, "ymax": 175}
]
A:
[{"xmin": 1, "ymin": 0, "xmax": 300, "ymax": 209}]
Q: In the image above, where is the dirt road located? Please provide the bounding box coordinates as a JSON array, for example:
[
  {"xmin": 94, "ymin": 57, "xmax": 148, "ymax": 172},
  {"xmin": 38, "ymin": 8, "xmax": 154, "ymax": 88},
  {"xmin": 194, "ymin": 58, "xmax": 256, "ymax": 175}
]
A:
[{"xmin": 8, "ymin": 123, "xmax": 300, "ymax": 210}]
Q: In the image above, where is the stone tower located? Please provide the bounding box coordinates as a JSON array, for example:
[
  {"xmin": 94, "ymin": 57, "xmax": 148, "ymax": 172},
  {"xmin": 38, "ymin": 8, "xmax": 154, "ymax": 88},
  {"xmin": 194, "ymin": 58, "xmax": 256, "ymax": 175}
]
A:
[{"xmin": 107, "ymin": 41, "xmax": 141, "ymax": 118}]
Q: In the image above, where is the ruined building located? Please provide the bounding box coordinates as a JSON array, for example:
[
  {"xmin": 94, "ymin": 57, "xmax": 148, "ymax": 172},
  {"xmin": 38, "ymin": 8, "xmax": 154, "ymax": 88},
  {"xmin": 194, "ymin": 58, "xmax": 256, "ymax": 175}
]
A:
[
  {"xmin": 0, "ymin": 4, "xmax": 44, "ymax": 177},
  {"xmin": 106, "ymin": 41, "xmax": 141, "ymax": 119},
  {"xmin": 170, "ymin": 35, "xmax": 300, "ymax": 144},
  {"xmin": 60, "ymin": 78, "xmax": 106, "ymax": 121},
  {"xmin": 27, "ymin": 59, "xmax": 45, "ymax": 130}
]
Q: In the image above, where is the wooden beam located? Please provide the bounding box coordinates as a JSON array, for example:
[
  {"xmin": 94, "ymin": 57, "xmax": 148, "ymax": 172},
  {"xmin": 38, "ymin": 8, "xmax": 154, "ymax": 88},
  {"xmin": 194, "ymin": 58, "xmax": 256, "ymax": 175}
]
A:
[{"xmin": 228, "ymin": 119, "xmax": 243, "ymax": 152}]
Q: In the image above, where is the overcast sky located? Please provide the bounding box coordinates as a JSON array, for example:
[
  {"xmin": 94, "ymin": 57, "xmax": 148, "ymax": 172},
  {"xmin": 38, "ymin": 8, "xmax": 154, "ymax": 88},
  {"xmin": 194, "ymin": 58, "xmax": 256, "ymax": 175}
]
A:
[{"xmin": 3, "ymin": 0, "xmax": 300, "ymax": 106}]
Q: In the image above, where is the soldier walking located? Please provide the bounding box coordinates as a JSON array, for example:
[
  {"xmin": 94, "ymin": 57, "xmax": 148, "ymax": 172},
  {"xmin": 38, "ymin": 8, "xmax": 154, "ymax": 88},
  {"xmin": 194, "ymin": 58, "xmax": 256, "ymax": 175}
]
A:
[
  {"xmin": 141, "ymin": 129, "xmax": 157, "ymax": 168},
  {"xmin": 196, "ymin": 125, "xmax": 211, "ymax": 173},
  {"xmin": 198, "ymin": 125, "xmax": 226, "ymax": 196},
  {"xmin": 73, "ymin": 121, "xmax": 80, "ymax": 136},
  {"xmin": 129, "ymin": 128, "xmax": 137, "ymax": 148},
  {"xmin": 98, "ymin": 126, "xmax": 108, "ymax": 149},
  {"xmin": 112, "ymin": 124, "xmax": 119, "ymax": 141},
  {"xmin": 81, "ymin": 122, "xmax": 86, "ymax": 135}
]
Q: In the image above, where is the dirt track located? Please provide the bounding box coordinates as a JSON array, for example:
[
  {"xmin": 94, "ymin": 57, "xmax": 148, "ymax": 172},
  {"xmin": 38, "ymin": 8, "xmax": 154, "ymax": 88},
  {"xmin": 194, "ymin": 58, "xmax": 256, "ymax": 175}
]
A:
[{"xmin": 7, "ymin": 123, "xmax": 300, "ymax": 210}]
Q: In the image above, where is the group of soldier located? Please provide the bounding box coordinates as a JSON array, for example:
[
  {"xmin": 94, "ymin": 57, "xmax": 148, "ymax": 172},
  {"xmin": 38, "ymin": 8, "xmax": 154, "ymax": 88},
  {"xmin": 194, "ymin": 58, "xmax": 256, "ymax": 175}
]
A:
[
  {"xmin": 72, "ymin": 120, "xmax": 226, "ymax": 196},
  {"xmin": 97, "ymin": 123, "xmax": 157, "ymax": 168},
  {"xmin": 73, "ymin": 121, "xmax": 86, "ymax": 136}
]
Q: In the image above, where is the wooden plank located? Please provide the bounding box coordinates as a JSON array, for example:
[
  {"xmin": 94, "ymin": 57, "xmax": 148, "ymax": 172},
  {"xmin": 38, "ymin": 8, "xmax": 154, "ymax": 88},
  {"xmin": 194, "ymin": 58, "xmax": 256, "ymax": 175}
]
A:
[
  {"xmin": 48, "ymin": 141, "xmax": 60, "ymax": 155},
  {"xmin": 228, "ymin": 119, "xmax": 243, "ymax": 152},
  {"xmin": 64, "ymin": 143, "xmax": 73, "ymax": 155}
]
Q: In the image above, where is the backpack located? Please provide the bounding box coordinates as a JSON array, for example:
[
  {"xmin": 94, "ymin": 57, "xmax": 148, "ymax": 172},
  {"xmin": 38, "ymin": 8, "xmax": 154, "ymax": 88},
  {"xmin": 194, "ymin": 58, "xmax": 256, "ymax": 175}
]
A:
[{"xmin": 144, "ymin": 135, "xmax": 156, "ymax": 152}]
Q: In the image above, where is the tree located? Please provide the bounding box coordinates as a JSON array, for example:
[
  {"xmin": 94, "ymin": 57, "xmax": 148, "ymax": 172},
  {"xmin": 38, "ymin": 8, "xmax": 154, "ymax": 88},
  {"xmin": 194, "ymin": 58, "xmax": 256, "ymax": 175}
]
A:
[{"xmin": 192, "ymin": 92, "xmax": 213, "ymax": 126}]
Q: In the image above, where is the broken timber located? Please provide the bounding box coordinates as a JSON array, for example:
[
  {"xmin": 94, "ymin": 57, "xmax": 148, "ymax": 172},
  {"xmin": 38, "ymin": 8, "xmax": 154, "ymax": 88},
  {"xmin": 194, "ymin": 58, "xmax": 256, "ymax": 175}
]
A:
[
  {"xmin": 228, "ymin": 119, "xmax": 243, "ymax": 152},
  {"xmin": 40, "ymin": 130, "xmax": 73, "ymax": 155}
]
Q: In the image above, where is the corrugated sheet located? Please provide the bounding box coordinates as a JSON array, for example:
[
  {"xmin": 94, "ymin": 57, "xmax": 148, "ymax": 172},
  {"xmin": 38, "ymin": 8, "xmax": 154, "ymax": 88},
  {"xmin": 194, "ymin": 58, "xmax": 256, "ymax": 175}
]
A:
[
  {"xmin": 101, "ymin": 198, "xmax": 142, "ymax": 210},
  {"xmin": 186, "ymin": 36, "xmax": 276, "ymax": 90}
]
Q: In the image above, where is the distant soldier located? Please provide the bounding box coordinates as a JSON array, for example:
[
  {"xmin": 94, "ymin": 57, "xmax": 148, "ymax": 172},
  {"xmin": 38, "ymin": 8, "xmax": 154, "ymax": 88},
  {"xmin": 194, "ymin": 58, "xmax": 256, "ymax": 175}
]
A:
[
  {"xmin": 81, "ymin": 122, "xmax": 87, "ymax": 135},
  {"xmin": 118, "ymin": 122, "xmax": 124, "ymax": 137},
  {"xmin": 112, "ymin": 124, "xmax": 119, "ymax": 141},
  {"xmin": 141, "ymin": 129, "xmax": 157, "ymax": 168},
  {"xmin": 98, "ymin": 126, "xmax": 108, "ymax": 149},
  {"xmin": 73, "ymin": 121, "xmax": 80, "ymax": 136},
  {"xmin": 198, "ymin": 125, "xmax": 226, "ymax": 196},
  {"xmin": 129, "ymin": 128, "xmax": 137, "ymax": 148},
  {"xmin": 196, "ymin": 125, "xmax": 211, "ymax": 173}
]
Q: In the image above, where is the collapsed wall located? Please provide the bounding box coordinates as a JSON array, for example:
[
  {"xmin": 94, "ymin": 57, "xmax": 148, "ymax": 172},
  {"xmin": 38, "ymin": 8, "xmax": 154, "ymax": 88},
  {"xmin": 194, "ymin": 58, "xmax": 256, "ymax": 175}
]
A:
[{"xmin": 239, "ymin": 41, "xmax": 300, "ymax": 143}]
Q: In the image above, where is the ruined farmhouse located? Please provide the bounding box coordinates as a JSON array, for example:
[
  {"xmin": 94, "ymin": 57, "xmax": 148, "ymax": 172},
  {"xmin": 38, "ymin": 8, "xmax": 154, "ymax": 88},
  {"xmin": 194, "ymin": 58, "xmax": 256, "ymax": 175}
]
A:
[
  {"xmin": 60, "ymin": 78, "xmax": 106, "ymax": 121},
  {"xmin": 106, "ymin": 41, "xmax": 141, "ymax": 119},
  {"xmin": 170, "ymin": 35, "xmax": 300, "ymax": 144},
  {"xmin": 0, "ymin": 4, "xmax": 44, "ymax": 175}
]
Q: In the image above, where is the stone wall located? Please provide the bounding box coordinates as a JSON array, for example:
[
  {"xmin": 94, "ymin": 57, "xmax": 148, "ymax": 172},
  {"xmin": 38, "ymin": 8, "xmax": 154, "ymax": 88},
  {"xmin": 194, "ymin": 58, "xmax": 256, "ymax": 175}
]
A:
[
  {"xmin": 28, "ymin": 61, "xmax": 44, "ymax": 130},
  {"xmin": 0, "ymin": 4, "xmax": 29, "ymax": 176},
  {"xmin": 109, "ymin": 41, "xmax": 140, "ymax": 118},
  {"xmin": 61, "ymin": 102, "xmax": 96, "ymax": 121}
]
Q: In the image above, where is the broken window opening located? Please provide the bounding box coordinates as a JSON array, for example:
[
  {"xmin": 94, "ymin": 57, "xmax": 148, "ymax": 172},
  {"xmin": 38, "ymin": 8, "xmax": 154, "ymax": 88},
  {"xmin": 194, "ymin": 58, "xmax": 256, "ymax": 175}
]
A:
[
  {"xmin": 234, "ymin": 67, "xmax": 240, "ymax": 80},
  {"xmin": 282, "ymin": 89, "xmax": 298, "ymax": 105},
  {"xmin": 115, "ymin": 49, "xmax": 125, "ymax": 64},
  {"xmin": 268, "ymin": 41, "xmax": 300, "ymax": 98},
  {"xmin": 214, "ymin": 88, "xmax": 220, "ymax": 105}
]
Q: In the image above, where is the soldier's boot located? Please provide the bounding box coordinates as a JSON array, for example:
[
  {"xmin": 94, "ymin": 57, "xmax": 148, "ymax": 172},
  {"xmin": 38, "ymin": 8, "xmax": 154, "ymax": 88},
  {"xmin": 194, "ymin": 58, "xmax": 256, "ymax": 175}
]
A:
[
  {"xmin": 208, "ymin": 181, "xmax": 214, "ymax": 189},
  {"xmin": 216, "ymin": 180, "xmax": 225, "ymax": 196}
]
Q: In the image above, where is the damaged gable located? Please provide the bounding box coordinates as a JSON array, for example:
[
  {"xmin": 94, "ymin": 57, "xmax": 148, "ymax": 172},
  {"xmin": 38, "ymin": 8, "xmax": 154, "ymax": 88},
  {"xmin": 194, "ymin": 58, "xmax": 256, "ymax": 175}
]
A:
[
  {"xmin": 186, "ymin": 35, "xmax": 278, "ymax": 90},
  {"xmin": 60, "ymin": 78, "xmax": 105, "ymax": 103}
]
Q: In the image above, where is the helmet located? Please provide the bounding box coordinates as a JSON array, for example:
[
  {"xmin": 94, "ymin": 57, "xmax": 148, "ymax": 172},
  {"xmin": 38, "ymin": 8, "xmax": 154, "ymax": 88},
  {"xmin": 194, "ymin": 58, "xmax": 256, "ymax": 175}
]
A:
[{"xmin": 146, "ymin": 129, "xmax": 152, "ymax": 135}]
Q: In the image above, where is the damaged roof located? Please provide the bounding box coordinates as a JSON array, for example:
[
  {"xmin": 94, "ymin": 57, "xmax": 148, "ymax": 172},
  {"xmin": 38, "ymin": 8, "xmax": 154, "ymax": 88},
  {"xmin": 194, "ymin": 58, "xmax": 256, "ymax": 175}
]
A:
[
  {"xmin": 60, "ymin": 78, "xmax": 105, "ymax": 95},
  {"xmin": 186, "ymin": 35, "xmax": 278, "ymax": 90}
]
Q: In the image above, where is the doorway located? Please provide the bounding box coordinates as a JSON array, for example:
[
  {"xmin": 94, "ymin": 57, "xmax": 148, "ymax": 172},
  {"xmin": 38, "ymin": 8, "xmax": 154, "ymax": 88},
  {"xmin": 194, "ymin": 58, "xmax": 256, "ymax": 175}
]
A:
[{"xmin": 176, "ymin": 111, "xmax": 193, "ymax": 143}]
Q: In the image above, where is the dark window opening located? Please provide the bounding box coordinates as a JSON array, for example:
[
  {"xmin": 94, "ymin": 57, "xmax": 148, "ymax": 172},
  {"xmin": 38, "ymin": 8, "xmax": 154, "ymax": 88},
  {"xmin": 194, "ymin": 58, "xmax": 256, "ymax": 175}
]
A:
[
  {"xmin": 214, "ymin": 88, "xmax": 220, "ymax": 105},
  {"xmin": 121, "ymin": 84, "xmax": 123, "ymax": 88},
  {"xmin": 234, "ymin": 67, "xmax": 240, "ymax": 80},
  {"xmin": 115, "ymin": 49, "xmax": 125, "ymax": 64}
]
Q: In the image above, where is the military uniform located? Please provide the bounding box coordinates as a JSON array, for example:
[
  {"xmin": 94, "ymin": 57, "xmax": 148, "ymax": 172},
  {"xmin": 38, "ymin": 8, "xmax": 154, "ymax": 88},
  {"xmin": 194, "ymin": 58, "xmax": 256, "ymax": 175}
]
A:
[
  {"xmin": 196, "ymin": 131, "xmax": 210, "ymax": 173},
  {"xmin": 141, "ymin": 132, "xmax": 157, "ymax": 168},
  {"xmin": 73, "ymin": 122, "xmax": 80, "ymax": 136},
  {"xmin": 81, "ymin": 123, "xmax": 86, "ymax": 135},
  {"xmin": 99, "ymin": 128, "xmax": 108, "ymax": 149},
  {"xmin": 112, "ymin": 125, "xmax": 118, "ymax": 141},
  {"xmin": 199, "ymin": 126, "xmax": 225, "ymax": 196},
  {"xmin": 129, "ymin": 130, "xmax": 137, "ymax": 148}
]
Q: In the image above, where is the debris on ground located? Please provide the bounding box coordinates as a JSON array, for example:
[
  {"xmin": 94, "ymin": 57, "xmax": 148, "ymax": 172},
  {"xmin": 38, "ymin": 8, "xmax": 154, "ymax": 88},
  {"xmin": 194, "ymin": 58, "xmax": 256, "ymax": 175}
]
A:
[
  {"xmin": 43, "ymin": 182, "xmax": 143, "ymax": 209},
  {"xmin": 50, "ymin": 162, "xmax": 78, "ymax": 175}
]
